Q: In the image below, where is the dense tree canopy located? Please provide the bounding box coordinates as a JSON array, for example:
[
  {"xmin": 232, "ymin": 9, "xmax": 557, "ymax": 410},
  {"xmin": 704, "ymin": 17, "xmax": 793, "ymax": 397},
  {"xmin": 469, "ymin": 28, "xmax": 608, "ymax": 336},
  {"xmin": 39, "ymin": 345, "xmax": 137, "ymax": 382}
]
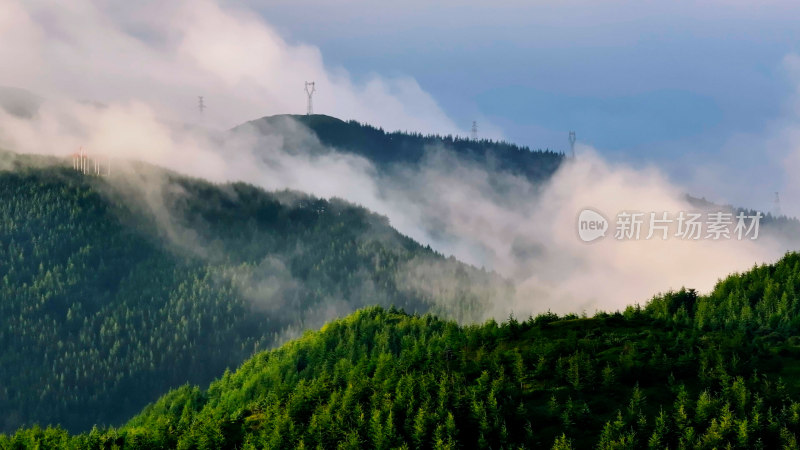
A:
[
  {"xmin": 7, "ymin": 253, "xmax": 800, "ymax": 448},
  {"xmin": 4, "ymin": 143, "xmax": 800, "ymax": 448},
  {"xmin": 0, "ymin": 155, "xmax": 504, "ymax": 432}
]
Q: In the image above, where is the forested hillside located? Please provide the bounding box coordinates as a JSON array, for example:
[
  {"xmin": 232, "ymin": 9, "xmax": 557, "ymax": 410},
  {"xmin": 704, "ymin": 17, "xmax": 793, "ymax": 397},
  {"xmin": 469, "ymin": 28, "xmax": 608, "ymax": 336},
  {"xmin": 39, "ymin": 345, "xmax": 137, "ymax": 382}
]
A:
[
  {"xmin": 0, "ymin": 153, "xmax": 505, "ymax": 432},
  {"xmin": 8, "ymin": 252, "xmax": 800, "ymax": 448},
  {"xmin": 234, "ymin": 114, "xmax": 564, "ymax": 183},
  {"xmin": 236, "ymin": 116, "xmax": 800, "ymax": 247}
]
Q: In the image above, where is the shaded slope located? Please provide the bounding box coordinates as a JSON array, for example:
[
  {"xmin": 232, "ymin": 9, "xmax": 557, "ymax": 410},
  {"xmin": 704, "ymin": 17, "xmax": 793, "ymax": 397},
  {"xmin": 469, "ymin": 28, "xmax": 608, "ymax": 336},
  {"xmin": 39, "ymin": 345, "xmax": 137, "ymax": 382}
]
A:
[{"xmin": 0, "ymin": 153, "xmax": 505, "ymax": 432}]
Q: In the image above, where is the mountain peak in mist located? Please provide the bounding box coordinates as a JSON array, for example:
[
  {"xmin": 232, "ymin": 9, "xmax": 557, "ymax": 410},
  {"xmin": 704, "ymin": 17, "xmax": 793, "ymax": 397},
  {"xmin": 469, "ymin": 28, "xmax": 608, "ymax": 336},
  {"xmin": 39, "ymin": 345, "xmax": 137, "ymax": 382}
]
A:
[{"xmin": 234, "ymin": 113, "xmax": 564, "ymax": 183}]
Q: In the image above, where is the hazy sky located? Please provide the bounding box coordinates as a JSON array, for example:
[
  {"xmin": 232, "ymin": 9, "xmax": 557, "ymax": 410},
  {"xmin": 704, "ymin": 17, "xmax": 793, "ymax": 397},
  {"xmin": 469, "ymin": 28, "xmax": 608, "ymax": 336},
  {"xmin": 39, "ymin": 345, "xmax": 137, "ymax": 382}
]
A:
[
  {"xmin": 245, "ymin": 1, "xmax": 796, "ymax": 146},
  {"xmin": 242, "ymin": 0, "xmax": 800, "ymax": 211},
  {"xmin": 4, "ymin": 0, "xmax": 800, "ymax": 213}
]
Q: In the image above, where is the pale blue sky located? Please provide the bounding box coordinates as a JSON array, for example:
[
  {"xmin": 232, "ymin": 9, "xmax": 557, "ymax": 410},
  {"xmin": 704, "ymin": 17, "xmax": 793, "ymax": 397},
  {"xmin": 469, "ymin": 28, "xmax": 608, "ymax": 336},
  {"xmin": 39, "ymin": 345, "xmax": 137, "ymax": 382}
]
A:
[
  {"xmin": 246, "ymin": 2, "xmax": 795, "ymax": 147},
  {"xmin": 239, "ymin": 0, "xmax": 800, "ymax": 209}
]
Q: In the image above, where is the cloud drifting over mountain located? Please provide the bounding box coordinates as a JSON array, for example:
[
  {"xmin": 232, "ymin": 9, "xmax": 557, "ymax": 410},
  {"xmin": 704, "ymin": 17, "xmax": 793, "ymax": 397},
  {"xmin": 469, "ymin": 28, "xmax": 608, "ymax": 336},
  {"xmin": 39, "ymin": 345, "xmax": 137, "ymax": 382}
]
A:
[
  {"xmin": 0, "ymin": 0, "xmax": 460, "ymax": 135},
  {"xmin": 0, "ymin": 0, "xmax": 797, "ymax": 319}
]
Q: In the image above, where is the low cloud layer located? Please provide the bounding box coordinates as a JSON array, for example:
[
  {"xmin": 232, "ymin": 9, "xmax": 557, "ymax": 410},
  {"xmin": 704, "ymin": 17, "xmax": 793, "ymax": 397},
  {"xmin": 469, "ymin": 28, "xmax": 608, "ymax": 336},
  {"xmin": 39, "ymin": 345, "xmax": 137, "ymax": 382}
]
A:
[
  {"xmin": 1, "ymin": 97, "xmax": 792, "ymax": 317},
  {"xmin": 0, "ymin": 0, "xmax": 797, "ymax": 320},
  {"xmin": 0, "ymin": 0, "xmax": 460, "ymax": 135}
]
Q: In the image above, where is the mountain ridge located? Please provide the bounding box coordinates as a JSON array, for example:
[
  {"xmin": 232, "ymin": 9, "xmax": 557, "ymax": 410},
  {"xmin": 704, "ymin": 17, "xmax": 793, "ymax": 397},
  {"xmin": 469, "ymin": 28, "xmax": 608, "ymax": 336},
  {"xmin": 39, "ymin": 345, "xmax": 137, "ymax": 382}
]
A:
[
  {"xmin": 233, "ymin": 114, "xmax": 564, "ymax": 183},
  {"xmin": 0, "ymin": 151, "xmax": 506, "ymax": 432}
]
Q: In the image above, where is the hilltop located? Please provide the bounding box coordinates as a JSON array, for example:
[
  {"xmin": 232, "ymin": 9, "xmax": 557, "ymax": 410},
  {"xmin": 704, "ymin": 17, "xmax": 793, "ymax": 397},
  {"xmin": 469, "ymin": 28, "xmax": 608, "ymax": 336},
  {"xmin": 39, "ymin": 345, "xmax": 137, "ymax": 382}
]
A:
[{"xmin": 233, "ymin": 114, "xmax": 564, "ymax": 183}]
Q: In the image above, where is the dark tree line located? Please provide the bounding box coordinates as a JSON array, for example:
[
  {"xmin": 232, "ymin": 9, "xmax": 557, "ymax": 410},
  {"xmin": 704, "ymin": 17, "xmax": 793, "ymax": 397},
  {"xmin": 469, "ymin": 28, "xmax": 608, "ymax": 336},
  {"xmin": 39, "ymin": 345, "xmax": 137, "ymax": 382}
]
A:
[{"xmin": 235, "ymin": 114, "xmax": 564, "ymax": 183}]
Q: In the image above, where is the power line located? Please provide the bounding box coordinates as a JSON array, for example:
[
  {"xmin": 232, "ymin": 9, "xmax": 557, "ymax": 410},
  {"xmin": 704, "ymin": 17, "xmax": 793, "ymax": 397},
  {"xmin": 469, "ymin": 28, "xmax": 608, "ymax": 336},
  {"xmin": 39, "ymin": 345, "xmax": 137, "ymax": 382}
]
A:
[
  {"xmin": 198, "ymin": 96, "xmax": 206, "ymax": 114},
  {"xmin": 471, "ymin": 121, "xmax": 478, "ymax": 140}
]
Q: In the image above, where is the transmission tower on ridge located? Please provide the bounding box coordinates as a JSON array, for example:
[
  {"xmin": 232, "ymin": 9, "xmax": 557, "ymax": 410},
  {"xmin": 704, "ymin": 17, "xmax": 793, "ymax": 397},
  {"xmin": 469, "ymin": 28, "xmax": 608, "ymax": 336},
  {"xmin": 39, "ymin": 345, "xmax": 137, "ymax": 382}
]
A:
[
  {"xmin": 471, "ymin": 121, "xmax": 478, "ymax": 140},
  {"xmin": 774, "ymin": 192, "xmax": 782, "ymax": 217},
  {"xmin": 304, "ymin": 82, "xmax": 316, "ymax": 115},
  {"xmin": 198, "ymin": 96, "xmax": 206, "ymax": 114},
  {"xmin": 568, "ymin": 131, "xmax": 576, "ymax": 159}
]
